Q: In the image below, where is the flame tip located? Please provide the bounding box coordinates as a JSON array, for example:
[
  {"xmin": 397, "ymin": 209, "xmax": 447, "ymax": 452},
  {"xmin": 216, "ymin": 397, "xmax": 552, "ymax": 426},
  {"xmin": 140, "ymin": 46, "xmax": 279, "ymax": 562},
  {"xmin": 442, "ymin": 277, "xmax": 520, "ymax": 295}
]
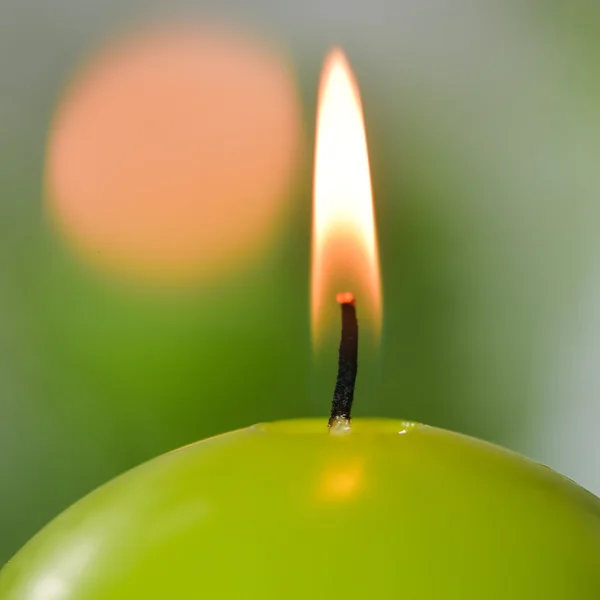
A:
[{"xmin": 325, "ymin": 46, "xmax": 347, "ymax": 59}]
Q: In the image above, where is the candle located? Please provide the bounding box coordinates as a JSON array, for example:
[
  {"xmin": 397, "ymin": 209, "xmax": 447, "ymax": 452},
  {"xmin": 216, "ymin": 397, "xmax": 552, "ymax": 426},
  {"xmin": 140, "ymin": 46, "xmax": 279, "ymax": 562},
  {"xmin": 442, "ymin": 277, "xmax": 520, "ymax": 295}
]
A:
[
  {"xmin": 1, "ymin": 418, "xmax": 599, "ymax": 599},
  {"xmin": 1, "ymin": 49, "xmax": 599, "ymax": 600}
]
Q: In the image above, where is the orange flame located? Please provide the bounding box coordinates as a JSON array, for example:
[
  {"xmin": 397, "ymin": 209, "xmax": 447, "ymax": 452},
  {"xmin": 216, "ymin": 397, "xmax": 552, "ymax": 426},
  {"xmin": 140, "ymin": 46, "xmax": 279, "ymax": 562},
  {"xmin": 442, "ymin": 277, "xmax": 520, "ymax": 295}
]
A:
[{"xmin": 311, "ymin": 49, "xmax": 382, "ymax": 345}]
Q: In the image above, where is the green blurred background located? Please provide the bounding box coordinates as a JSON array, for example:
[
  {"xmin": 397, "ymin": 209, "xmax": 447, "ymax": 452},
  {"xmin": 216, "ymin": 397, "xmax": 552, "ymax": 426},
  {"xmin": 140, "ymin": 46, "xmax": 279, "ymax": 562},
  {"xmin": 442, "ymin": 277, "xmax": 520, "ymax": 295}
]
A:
[{"xmin": 1, "ymin": 0, "xmax": 600, "ymax": 566}]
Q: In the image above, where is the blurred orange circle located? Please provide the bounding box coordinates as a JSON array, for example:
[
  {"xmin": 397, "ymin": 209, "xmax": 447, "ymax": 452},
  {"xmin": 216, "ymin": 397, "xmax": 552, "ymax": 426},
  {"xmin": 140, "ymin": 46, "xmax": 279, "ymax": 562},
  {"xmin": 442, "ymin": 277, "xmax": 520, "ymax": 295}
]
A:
[{"xmin": 46, "ymin": 24, "xmax": 302, "ymax": 282}]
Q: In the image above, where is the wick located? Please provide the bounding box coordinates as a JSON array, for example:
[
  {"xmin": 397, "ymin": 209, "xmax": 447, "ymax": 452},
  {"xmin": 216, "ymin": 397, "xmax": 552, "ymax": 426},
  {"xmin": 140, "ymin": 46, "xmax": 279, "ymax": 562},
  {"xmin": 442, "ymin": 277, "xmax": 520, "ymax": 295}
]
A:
[{"xmin": 329, "ymin": 292, "xmax": 358, "ymax": 432}]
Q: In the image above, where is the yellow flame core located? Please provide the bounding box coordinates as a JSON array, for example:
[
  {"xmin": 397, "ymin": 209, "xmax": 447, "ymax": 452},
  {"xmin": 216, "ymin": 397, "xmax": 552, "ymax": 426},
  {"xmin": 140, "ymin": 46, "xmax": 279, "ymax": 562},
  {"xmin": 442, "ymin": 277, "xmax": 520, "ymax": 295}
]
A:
[{"xmin": 311, "ymin": 49, "xmax": 382, "ymax": 345}]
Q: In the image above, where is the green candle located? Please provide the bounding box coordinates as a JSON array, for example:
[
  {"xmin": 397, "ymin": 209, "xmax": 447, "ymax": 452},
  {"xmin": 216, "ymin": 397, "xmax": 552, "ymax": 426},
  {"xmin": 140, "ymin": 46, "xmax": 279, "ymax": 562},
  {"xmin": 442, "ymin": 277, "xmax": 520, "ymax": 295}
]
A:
[
  {"xmin": 0, "ymin": 419, "xmax": 599, "ymax": 599},
  {"xmin": 1, "ymin": 48, "xmax": 599, "ymax": 600}
]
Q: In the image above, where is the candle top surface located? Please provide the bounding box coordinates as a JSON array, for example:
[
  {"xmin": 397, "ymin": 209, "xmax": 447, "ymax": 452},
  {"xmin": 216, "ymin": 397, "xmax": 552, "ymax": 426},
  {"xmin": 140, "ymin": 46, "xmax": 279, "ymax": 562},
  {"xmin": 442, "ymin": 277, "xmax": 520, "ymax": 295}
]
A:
[{"xmin": 254, "ymin": 417, "xmax": 419, "ymax": 435}]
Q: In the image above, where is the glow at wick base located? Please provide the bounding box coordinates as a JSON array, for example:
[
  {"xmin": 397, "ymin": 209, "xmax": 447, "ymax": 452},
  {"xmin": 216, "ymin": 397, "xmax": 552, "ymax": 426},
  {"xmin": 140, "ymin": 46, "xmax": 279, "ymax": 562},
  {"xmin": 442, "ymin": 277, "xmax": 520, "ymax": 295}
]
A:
[{"xmin": 1, "ymin": 50, "xmax": 600, "ymax": 600}]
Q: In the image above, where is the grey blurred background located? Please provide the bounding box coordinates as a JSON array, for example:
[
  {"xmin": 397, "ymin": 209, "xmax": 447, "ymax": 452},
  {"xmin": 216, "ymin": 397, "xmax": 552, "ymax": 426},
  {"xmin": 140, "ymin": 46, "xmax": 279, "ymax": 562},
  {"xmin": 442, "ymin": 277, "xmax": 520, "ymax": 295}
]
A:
[{"xmin": 1, "ymin": 0, "xmax": 599, "ymax": 565}]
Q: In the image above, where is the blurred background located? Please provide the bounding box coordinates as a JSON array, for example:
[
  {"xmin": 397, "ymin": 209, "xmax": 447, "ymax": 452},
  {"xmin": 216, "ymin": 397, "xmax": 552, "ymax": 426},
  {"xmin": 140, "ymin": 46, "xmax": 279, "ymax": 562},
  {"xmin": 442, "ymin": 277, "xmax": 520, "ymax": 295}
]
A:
[{"xmin": 1, "ymin": 0, "xmax": 600, "ymax": 565}]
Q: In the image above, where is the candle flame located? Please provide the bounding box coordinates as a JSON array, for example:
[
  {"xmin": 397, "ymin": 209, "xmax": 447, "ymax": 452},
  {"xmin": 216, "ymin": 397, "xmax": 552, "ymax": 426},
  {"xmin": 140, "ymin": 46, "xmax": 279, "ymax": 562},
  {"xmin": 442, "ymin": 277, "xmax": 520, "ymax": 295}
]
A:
[{"xmin": 311, "ymin": 49, "xmax": 382, "ymax": 345}]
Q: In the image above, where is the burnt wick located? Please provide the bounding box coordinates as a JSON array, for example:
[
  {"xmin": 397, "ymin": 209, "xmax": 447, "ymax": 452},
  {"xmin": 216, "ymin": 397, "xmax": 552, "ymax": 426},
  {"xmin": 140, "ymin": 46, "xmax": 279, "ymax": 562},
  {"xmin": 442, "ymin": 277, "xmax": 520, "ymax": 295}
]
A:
[{"xmin": 329, "ymin": 292, "xmax": 358, "ymax": 432}]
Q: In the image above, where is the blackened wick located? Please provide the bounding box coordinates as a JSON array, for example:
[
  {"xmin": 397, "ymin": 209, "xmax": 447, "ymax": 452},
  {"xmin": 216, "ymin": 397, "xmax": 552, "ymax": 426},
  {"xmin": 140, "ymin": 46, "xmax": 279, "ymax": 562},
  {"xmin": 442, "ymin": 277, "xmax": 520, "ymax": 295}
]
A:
[{"xmin": 329, "ymin": 295, "xmax": 358, "ymax": 426}]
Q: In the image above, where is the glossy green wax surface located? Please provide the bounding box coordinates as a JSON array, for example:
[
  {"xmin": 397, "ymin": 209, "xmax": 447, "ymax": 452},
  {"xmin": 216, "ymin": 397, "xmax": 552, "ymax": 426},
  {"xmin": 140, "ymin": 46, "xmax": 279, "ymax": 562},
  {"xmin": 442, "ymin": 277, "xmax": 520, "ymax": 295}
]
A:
[{"xmin": 1, "ymin": 419, "xmax": 599, "ymax": 599}]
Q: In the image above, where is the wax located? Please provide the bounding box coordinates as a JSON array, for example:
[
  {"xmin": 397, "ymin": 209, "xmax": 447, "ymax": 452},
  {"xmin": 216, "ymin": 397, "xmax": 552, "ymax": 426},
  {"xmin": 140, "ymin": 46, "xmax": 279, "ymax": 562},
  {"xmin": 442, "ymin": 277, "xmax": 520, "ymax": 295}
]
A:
[{"xmin": 0, "ymin": 419, "xmax": 599, "ymax": 599}]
